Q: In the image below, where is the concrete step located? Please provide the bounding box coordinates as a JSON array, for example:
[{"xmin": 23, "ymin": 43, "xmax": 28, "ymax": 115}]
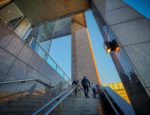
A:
[
  {"xmin": 22, "ymin": 95, "xmax": 51, "ymax": 100},
  {"xmin": 19, "ymin": 97, "xmax": 49, "ymax": 103},
  {"xmin": 7, "ymin": 100, "xmax": 46, "ymax": 107},
  {"xmin": 66, "ymin": 97, "xmax": 99, "ymax": 100},
  {"xmin": 0, "ymin": 106, "xmax": 39, "ymax": 112},
  {"xmin": 0, "ymin": 94, "xmax": 104, "ymax": 115},
  {"xmin": 52, "ymin": 97, "xmax": 102, "ymax": 114},
  {"xmin": 57, "ymin": 104, "xmax": 98, "ymax": 109},
  {"xmin": 0, "ymin": 111, "xmax": 32, "ymax": 115},
  {"xmin": 63, "ymin": 98, "xmax": 99, "ymax": 103},
  {"xmin": 50, "ymin": 111, "xmax": 99, "ymax": 115},
  {"xmin": 0, "ymin": 96, "xmax": 51, "ymax": 114}
]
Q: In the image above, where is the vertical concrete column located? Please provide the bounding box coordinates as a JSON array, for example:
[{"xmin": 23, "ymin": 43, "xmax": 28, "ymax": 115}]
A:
[
  {"xmin": 91, "ymin": 0, "xmax": 150, "ymax": 114},
  {"xmin": 71, "ymin": 13, "xmax": 100, "ymax": 84}
]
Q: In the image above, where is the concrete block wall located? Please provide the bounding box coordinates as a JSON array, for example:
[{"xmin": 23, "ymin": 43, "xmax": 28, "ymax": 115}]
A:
[{"xmin": 0, "ymin": 20, "xmax": 65, "ymax": 86}]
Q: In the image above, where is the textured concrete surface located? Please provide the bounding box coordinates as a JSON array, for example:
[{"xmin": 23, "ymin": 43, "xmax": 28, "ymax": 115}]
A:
[
  {"xmin": 124, "ymin": 42, "xmax": 150, "ymax": 88},
  {"xmin": 14, "ymin": 0, "xmax": 90, "ymax": 25},
  {"xmin": 0, "ymin": 48, "xmax": 16, "ymax": 81},
  {"xmin": 111, "ymin": 18, "xmax": 150, "ymax": 46},
  {"xmin": 105, "ymin": 0, "xmax": 126, "ymax": 12},
  {"xmin": 93, "ymin": 0, "xmax": 142, "ymax": 26},
  {"xmin": 18, "ymin": 45, "xmax": 33, "ymax": 64},
  {"xmin": 91, "ymin": 0, "xmax": 150, "ymax": 114},
  {"xmin": 72, "ymin": 13, "xmax": 100, "ymax": 84},
  {"xmin": 0, "ymin": 20, "xmax": 65, "ymax": 86},
  {"xmin": 105, "ymin": 6, "xmax": 142, "ymax": 26}
]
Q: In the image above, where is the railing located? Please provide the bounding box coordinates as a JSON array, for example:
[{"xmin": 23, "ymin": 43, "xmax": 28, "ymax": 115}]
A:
[
  {"xmin": 29, "ymin": 38, "xmax": 71, "ymax": 82},
  {"xmin": 32, "ymin": 85, "xmax": 76, "ymax": 115},
  {"xmin": 33, "ymin": 85, "xmax": 121, "ymax": 115},
  {"xmin": 98, "ymin": 85, "xmax": 120, "ymax": 115},
  {"xmin": 103, "ymin": 86, "xmax": 135, "ymax": 115},
  {"xmin": 0, "ymin": 79, "xmax": 70, "ymax": 104}
]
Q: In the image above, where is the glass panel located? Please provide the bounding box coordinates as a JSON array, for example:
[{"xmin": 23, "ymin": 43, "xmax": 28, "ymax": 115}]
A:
[
  {"xmin": 63, "ymin": 75, "xmax": 67, "ymax": 81},
  {"xmin": 57, "ymin": 67, "xmax": 64, "ymax": 77},
  {"xmin": 64, "ymin": 75, "xmax": 70, "ymax": 81},
  {"xmin": 30, "ymin": 39, "xmax": 37, "ymax": 50},
  {"xmin": 47, "ymin": 57, "xmax": 56, "ymax": 70},
  {"xmin": 37, "ymin": 47, "xmax": 46, "ymax": 59},
  {"xmin": 40, "ymin": 40, "xmax": 51, "ymax": 52}
]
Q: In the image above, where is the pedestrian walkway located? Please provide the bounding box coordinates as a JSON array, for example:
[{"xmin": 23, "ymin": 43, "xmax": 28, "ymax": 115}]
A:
[
  {"xmin": 51, "ymin": 97, "xmax": 114, "ymax": 115},
  {"xmin": 51, "ymin": 87, "xmax": 115, "ymax": 115}
]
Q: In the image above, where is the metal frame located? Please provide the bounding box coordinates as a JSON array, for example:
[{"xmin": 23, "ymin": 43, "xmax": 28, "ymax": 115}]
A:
[
  {"xmin": 99, "ymin": 86, "xmax": 120, "ymax": 115},
  {"xmin": 0, "ymin": 79, "xmax": 69, "ymax": 88},
  {"xmin": 32, "ymin": 86, "xmax": 76, "ymax": 115},
  {"xmin": 30, "ymin": 38, "xmax": 71, "ymax": 81}
]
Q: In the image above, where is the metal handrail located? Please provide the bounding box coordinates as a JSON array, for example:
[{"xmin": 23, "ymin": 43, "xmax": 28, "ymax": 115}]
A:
[
  {"xmin": 0, "ymin": 79, "xmax": 70, "ymax": 103},
  {"xmin": 0, "ymin": 79, "xmax": 69, "ymax": 89},
  {"xmin": 0, "ymin": 79, "xmax": 53, "ymax": 88},
  {"xmin": 45, "ymin": 86, "xmax": 76, "ymax": 115},
  {"xmin": 30, "ymin": 38, "xmax": 71, "ymax": 81},
  {"xmin": 99, "ymin": 86, "xmax": 119, "ymax": 115},
  {"xmin": 32, "ymin": 85, "xmax": 76, "ymax": 115}
]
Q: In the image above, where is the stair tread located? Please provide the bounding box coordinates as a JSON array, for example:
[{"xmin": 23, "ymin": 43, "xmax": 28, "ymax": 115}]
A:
[
  {"xmin": 0, "ymin": 106, "xmax": 39, "ymax": 112},
  {"xmin": 0, "ymin": 94, "xmax": 108, "ymax": 115}
]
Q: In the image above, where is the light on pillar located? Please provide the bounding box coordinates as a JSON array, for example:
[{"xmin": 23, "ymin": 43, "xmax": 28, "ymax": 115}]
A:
[
  {"xmin": 104, "ymin": 39, "xmax": 120, "ymax": 54},
  {"xmin": 104, "ymin": 41, "xmax": 111, "ymax": 54}
]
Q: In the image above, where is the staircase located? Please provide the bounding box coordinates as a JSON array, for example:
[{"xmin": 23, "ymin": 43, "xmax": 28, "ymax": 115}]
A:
[
  {"xmin": 0, "ymin": 95, "xmax": 114, "ymax": 115},
  {"xmin": 0, "ymin": 80, "xmax": 118, "ymax": 115},
  {"xmin": 0, "ymin": 95, "xmax": 51, "ymax": 115},
  {"xmin": 50, "ymin": 88, "xmax": 115, "ymax": 115},
  {"xmin": 52, "ymin": 98, "xmax": 102, "ymax": 115},
  {"xmin": 0, "ymin": 79, "xmax": 70, "ymax": 115}
]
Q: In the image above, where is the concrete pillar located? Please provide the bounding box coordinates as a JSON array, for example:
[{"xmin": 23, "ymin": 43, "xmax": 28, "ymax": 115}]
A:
[
  {"xmin": 91, "ymin": 0, "xmax": 150, "ymax": 114},
  {"xmin": 71, "ymin": 13, "xmax": 100, "ymax": 84}
]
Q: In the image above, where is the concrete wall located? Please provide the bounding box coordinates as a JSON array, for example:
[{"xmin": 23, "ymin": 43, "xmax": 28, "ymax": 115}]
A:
[
  {"xmin": 0, "ymin": 20, "xmax": 65, "ymax": 86},
  {"xmin": 91, "ymin": 0, "xmax": 150, "ymax": 114}
]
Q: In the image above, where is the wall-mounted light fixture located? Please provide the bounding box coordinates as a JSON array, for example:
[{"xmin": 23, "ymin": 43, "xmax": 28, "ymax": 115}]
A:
[{"xmin": 104, "ymin": 39, "xmax": 120, "ymax": 54}]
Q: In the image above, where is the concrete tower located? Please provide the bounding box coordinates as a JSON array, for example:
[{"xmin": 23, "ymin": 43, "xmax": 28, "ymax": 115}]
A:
[{"xmin": 71, "ymin": 13, "xmax": 100, "ymax": 84}]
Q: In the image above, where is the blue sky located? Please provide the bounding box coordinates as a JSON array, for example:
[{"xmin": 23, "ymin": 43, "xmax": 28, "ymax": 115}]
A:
[
  {"xmin": 50, "ymin": 10, "xmax": 121, "ymax": 84},
  {"xmin": 50, "ymin": 35, "xmax": 71, "ymax": 77},
  {"xmin": 122, "ymin": 0, "xmax": 150, "ymax": 19}
]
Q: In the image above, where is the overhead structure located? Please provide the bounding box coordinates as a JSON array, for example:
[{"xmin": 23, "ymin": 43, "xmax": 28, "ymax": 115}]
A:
[
  {"xmin": 14, "ymin": 0, "xmax": 90, "ymax": 26},
  {"xmin": 27, "ymin": 17, "xmax": 71, "ymax": 42}
]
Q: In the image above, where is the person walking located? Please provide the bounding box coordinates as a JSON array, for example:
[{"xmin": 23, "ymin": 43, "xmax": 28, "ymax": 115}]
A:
[
  {"xmin": 91, "ymin": 82, "xmax": 97, "ymax": 98},
  {"xmin": 72, "ymin": 79, "xmax": 79, "ymax": 97},
  {"xmin": 81, "ymin": 76, "xmax": 90, "ymax": 98}
]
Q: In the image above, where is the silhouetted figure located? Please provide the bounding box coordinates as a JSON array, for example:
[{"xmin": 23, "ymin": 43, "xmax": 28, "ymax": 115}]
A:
[
  {"xmin": 81, "ymin": 76, "xmax": 90, "ymax": 98},
  {"xmin": 91, "ymin": 82, "xmax": 97, "ymax": 98},
  {"xmin": 72, "ymin": 79, "xmax": 79, "ymax": 97}
]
